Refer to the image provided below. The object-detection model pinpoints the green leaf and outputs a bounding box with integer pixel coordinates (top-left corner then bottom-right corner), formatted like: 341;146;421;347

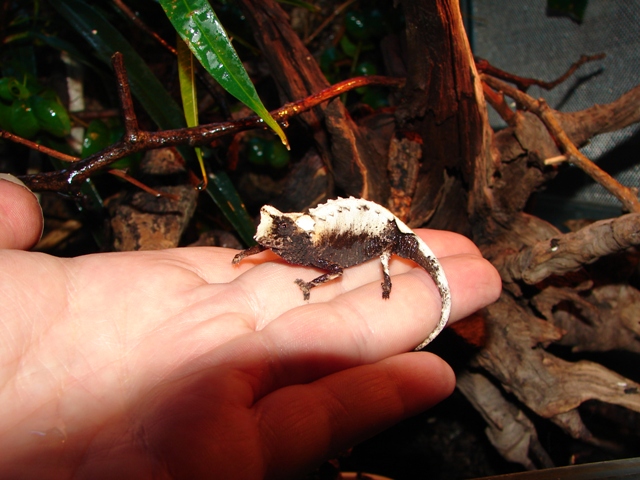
81;119;111;158
159;0;288;148
204;172;257;246
49;0;187;132
33;32;100;72
31;95;71;137
177;37;198;130
0;77;26;101
10;99;39;138
48;0;257;245
176;41;255;244
177;36;207;183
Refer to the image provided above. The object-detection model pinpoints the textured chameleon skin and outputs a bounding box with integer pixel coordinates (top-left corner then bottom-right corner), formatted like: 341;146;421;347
232;197;451;350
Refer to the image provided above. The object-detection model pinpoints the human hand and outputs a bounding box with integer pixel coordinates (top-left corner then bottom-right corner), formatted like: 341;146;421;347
0;174;43;250
0;179;501;479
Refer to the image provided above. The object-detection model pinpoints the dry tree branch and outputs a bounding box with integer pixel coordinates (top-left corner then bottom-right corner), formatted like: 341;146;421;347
0;130;80;163
477;294;640;439
112;0;177;55
476;53;606;91
457;370;554;470
303;0;357;45
15;52;404;194
0;129;169;195
114;53;140;139
1;84;171;198
482;74;640;213
107;169;178;199
481;81;516;127
112;0;231;114
499;213;640;285
558;83;640;141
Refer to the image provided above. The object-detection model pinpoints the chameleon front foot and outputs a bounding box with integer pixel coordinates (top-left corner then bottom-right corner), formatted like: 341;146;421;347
294;267;343;301
232;244;266;265
294;279;312;301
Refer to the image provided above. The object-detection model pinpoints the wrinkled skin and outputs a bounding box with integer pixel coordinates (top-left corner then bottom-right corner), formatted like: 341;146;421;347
0;177;501;479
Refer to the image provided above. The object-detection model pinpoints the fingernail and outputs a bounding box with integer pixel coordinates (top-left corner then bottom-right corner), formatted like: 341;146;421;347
0;173;40;205
0;173;27;188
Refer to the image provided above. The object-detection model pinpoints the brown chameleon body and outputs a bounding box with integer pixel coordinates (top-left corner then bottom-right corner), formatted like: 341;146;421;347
232;197;451;349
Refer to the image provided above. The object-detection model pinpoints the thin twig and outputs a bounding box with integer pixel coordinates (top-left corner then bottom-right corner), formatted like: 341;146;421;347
112;0;231;117
481;81;516;126
113;53;140;139
108;169;179;199
17;52;404;193
476;53;606;91
0;130;80;162
1;123;175;196
303;0;358;45
544;155;567;166
482;74;640;213
71;109;120;121
112;0;176;55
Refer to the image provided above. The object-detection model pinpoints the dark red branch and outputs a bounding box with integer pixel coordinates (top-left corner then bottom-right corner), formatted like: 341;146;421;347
17;52;404;193
481;81;516;126
483;74;640;213
113;53;140;139
476;53;606;91
0;130;80;163
112;0;177;55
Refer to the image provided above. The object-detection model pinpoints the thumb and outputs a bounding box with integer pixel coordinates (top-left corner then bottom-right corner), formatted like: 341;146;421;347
0;174;43;250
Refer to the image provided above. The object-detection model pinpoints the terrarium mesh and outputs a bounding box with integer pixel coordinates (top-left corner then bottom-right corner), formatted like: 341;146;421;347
469;0;640;216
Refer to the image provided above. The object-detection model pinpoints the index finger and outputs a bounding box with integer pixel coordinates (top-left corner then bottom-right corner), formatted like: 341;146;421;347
171;228;482;286
228;251;500;393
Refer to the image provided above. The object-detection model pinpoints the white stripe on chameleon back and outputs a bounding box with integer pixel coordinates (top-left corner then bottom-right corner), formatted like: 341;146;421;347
307;197;397;239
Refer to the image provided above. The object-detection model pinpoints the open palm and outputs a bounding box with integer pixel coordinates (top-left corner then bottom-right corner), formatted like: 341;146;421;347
0;178;501;478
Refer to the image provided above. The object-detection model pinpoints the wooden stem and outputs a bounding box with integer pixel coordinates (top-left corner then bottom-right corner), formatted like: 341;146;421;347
16;52;404;193
483;74;640;213
476;53;606;91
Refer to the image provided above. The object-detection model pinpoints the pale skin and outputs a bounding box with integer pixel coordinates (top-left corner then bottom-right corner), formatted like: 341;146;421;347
0;178;501;479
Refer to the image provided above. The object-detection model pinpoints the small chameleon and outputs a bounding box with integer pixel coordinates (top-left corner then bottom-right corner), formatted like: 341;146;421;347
232;197;451;350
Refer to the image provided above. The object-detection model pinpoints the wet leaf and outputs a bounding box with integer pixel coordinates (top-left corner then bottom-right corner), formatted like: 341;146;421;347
51;0;187;132
10;100;39;138
205;171;257;246
81;119;111;158
50;0;257;244
177;37;207;186
31;95;71;137
0;77;26;101
159;0;288;148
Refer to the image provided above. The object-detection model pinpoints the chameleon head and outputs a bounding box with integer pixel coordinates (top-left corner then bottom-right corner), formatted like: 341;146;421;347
255;205;313;248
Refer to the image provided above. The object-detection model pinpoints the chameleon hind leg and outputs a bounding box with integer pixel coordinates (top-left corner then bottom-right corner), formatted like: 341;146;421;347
380;250;392;299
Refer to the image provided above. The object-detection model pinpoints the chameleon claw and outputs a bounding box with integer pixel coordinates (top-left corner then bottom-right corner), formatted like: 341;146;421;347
295;279;312;300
